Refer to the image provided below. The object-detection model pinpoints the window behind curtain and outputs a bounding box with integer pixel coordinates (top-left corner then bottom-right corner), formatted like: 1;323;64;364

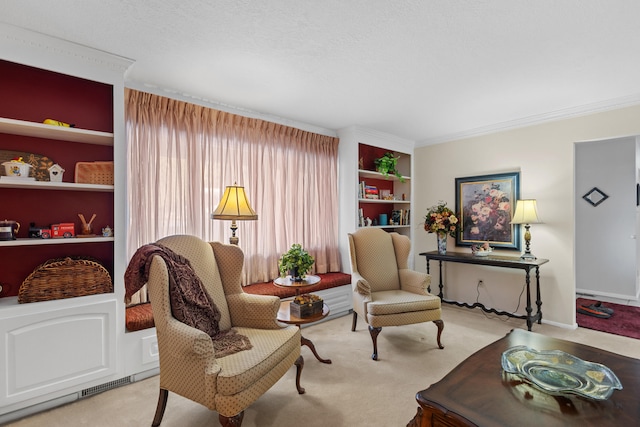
125;89;341;298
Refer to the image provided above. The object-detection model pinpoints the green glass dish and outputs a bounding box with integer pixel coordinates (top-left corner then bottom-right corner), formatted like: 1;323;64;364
501;345;622;400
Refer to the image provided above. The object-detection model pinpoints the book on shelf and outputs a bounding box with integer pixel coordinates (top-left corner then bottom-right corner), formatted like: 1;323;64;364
391;209;410;225
364;185;379;199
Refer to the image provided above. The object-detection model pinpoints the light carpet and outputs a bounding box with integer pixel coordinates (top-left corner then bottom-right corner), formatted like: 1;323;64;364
4;305;640;427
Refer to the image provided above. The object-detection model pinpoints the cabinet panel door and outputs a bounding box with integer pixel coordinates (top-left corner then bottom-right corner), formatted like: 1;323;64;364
0;298;117;408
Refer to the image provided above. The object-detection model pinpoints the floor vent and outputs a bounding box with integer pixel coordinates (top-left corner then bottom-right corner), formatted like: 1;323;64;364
81;376;133;398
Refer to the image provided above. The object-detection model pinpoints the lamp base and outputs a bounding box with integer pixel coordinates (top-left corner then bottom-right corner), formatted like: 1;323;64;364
520;251;537;260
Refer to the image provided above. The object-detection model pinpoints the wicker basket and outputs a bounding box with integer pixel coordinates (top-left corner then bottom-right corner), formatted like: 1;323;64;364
18;257;113;303
74;161;114;185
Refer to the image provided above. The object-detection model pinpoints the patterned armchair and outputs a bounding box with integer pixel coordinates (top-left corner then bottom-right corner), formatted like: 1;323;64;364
348;228;444;360
145;235;304;427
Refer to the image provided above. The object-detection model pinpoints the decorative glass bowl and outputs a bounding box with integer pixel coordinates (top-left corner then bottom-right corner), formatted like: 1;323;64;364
501;345;622;400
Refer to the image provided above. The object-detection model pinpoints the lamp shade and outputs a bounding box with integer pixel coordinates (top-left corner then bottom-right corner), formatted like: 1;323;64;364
510;199;541;225
211;184;258;221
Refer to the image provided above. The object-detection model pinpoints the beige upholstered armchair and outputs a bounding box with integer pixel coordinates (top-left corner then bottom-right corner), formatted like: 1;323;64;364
348;228;444;360
141;235;304;427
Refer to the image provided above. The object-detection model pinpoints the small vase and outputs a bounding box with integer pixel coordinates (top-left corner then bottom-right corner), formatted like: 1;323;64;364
437;233;447;255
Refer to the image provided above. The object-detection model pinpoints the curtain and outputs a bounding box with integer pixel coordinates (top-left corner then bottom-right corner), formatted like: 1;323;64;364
125;89;341;302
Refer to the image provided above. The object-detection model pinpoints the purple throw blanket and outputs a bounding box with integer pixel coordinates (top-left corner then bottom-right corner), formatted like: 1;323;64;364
125;243;252;357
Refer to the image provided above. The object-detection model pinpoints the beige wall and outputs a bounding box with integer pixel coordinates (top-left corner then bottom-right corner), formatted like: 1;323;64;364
413;104;640;328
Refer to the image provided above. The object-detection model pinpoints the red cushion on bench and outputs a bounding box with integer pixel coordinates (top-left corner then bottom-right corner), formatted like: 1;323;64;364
244;272;351;299
126;303;155;331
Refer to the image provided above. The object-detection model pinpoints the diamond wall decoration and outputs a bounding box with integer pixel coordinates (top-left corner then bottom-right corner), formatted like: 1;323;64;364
582;187;609;207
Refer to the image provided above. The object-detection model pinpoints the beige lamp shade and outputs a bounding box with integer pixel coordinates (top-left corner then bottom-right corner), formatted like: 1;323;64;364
211;184;257;245
212;184;258;221
510;199;541;225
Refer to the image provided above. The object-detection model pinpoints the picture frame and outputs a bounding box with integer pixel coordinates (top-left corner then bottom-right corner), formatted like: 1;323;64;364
455;171;521;250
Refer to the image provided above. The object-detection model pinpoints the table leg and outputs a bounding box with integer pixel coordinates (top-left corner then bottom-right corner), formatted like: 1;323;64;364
300;329;332;364
426;259;431;293
525;269;533;331
535;266;542;324
438;260;444;299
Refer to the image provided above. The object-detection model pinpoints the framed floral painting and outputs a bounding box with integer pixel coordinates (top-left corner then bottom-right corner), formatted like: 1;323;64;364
455;172;521;250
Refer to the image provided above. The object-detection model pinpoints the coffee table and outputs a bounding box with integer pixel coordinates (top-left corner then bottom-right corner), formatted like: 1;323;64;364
407;328;640;427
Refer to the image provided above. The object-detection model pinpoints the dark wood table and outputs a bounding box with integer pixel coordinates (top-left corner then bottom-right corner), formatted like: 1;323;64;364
277;300;332;364
420;251;549;331
407;329;640;427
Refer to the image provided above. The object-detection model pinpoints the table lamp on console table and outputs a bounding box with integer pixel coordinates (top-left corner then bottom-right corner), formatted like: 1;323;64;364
510;199;542;260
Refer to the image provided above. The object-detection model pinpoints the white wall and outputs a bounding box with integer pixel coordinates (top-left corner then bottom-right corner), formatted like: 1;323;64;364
414;104;640;328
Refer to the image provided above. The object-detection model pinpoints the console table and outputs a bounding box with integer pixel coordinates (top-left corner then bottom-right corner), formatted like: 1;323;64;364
419;251;549;331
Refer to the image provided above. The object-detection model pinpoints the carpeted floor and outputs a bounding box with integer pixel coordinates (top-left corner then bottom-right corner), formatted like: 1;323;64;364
4;305;640;427
576;298;640;340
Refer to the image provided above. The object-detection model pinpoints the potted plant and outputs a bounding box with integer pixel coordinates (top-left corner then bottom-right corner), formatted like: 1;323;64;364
278;243;315;281
374;152;405;182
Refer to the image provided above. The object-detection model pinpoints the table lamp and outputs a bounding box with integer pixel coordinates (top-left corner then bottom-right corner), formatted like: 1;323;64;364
211;183;258;245
510;199;542;260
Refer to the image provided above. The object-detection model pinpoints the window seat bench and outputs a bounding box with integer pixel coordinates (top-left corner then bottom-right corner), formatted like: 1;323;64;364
125;272;352;332
243;272;351;298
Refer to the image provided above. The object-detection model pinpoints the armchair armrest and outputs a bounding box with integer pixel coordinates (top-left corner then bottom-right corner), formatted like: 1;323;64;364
399;269;431;296
164;316;216;358
351;271;372;298
226;293;282;329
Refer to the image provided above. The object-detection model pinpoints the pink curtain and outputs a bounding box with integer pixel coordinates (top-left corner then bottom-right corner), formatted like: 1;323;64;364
125;89;341;297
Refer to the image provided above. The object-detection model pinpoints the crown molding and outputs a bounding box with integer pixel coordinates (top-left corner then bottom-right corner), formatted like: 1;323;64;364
0;23;133;82
337;126;415;152
417;93;640;147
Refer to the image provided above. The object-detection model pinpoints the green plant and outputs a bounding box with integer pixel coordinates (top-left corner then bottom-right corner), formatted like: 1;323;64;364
278;243;315;279
374;152;405;182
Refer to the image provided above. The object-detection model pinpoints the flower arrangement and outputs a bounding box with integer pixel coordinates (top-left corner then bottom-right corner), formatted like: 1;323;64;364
278;243;315;280
424;201;459;238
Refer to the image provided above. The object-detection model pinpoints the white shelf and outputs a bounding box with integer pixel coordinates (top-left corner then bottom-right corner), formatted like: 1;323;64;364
0;236;115;247
0;179;113;192
358;169;410;181
358;198;411;204
358;225;411;229
0;117;113;146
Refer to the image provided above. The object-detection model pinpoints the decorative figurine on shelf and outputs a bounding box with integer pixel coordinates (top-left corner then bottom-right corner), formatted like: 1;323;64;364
43;118;75;128
101;225;113;237
48;164;65;182
78;213;96;236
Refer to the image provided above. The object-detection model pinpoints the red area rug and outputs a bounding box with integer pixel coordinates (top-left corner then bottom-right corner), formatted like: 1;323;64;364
576;298;640;340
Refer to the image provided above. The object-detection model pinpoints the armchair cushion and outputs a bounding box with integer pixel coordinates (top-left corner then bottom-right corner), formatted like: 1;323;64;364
367;290;441;315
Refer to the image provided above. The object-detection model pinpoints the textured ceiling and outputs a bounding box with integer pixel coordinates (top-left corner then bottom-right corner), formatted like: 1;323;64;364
3;1;640;144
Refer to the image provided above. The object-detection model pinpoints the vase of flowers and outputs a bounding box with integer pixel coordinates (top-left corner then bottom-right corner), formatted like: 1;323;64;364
278;243;315;282
425;201;459;254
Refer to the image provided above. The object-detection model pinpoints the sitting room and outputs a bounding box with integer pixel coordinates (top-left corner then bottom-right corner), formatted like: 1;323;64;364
2;2;640;426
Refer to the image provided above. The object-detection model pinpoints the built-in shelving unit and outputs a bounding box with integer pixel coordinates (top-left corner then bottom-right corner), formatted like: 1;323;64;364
337;127;416;272
357;143;412;235
0;24;141;423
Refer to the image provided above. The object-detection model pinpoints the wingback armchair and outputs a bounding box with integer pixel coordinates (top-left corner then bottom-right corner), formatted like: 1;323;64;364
348;228;444;360
143;235;304;427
